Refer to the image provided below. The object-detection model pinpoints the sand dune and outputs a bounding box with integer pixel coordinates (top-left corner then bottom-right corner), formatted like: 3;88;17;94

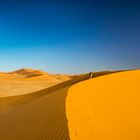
0;70;127;139
0;68;123;97
66;70;140;140
0;71;120;114
9;68;47;77
0;86;70;139
0;74;88;114
0;72;90;139
0;68;71;97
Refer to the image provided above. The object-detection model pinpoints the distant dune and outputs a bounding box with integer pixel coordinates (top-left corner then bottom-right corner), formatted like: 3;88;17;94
66;70;140;140
8;68;47;77
0;68;71;97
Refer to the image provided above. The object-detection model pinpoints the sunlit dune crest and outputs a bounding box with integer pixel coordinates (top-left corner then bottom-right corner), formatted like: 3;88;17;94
66;70;140;140
8;68;47;77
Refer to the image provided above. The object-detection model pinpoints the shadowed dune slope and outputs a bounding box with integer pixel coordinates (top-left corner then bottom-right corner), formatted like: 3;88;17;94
66;70;140;140
0;86;70;140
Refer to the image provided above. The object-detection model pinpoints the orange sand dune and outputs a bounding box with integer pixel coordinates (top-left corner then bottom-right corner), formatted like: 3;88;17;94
66;70;140;140
0;70;120;139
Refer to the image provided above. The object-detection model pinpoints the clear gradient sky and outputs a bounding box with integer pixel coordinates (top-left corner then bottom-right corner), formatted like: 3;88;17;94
0;0;140;74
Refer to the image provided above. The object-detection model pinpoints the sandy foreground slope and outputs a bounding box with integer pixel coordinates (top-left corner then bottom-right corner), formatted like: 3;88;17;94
66;70;140;140
0;87;70;140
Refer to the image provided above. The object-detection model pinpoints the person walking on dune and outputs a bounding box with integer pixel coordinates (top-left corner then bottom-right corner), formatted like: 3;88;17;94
89;72;93;79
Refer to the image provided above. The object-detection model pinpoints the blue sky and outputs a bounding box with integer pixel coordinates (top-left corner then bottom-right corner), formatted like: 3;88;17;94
0;0;140;74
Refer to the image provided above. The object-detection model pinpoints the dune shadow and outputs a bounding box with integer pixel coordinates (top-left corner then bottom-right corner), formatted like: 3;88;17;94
0;83;70;139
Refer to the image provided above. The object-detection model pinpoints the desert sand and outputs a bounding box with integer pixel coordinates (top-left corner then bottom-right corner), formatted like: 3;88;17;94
0;69;131;139
0;68;71;97
0;69;120;139
66;70;140;140
0;85;70;139
0;73;90;139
